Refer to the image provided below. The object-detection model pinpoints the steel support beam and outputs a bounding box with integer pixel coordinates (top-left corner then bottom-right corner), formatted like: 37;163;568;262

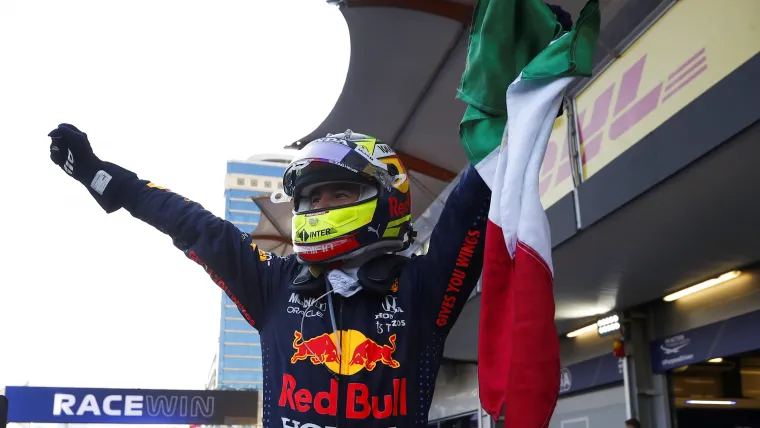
396;150;458;182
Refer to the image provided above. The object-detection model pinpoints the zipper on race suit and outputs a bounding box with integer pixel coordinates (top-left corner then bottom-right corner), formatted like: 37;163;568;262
336;295;345;428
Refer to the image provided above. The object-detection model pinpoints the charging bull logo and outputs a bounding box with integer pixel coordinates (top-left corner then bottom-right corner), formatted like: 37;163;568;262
291;330;400;375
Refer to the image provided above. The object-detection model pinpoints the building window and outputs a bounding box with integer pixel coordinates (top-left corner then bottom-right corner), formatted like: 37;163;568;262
237;178;245;186
264;181;272;188
250;179;258;187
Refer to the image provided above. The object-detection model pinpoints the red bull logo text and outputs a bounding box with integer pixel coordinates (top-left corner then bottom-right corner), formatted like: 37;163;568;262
290;330;400;375
278;374;408;419
388;196;411;218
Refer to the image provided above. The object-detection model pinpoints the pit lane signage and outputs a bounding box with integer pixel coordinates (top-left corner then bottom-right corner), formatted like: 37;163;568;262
559;353;623;395
4;386;259;424
650;309;760;373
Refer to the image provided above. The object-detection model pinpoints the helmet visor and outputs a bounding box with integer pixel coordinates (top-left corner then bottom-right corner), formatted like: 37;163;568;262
283;139;393;197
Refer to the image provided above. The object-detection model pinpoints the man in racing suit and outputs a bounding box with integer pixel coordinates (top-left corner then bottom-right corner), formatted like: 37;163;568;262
49;123;490;428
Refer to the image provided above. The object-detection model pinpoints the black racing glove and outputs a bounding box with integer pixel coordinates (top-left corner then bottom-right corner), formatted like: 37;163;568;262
547;4;573;32
49;123;138;213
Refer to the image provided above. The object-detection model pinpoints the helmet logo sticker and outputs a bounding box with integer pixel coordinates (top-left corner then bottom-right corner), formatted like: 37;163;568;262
368;224;381;238
354;139;376;156
375;144;394;157
354;144;374;160
316;137;348;145
308;217;319;226
353;144;388;171
389;197;411;218
298;228;337;242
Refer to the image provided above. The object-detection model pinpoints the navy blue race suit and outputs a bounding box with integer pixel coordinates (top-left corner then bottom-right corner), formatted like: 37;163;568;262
92;163;489;428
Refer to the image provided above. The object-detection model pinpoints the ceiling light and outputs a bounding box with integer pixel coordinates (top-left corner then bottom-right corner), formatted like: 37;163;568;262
708;358;723;363
596;314;621;337
664;271;742;302
566;323;596;338
685;400;736;405
598;322;621;336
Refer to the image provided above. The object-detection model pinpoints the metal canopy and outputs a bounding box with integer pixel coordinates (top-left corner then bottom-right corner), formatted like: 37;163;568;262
289;0;672;220
250;195;294;257
444;122;760;361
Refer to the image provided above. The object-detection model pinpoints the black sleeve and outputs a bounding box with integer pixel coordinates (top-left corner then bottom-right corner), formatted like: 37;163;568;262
115;176;294;331
413;165;491;332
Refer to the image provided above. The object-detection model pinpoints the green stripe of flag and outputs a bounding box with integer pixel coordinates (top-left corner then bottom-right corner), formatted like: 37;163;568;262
457;0;602;167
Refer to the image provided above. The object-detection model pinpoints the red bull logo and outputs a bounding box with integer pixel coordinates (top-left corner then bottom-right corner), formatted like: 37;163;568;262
348;334;400;371
290;329;400;375
278;374;408;419
291;332;341;365
284;329;405;419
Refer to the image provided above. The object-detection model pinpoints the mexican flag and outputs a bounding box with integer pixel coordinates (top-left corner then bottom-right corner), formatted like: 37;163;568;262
457;0;600;426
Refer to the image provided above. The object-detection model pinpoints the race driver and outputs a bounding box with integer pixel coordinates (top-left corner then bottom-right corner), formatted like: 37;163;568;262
48;123;490;428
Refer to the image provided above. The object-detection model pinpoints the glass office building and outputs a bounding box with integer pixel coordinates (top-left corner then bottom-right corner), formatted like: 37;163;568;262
210;153;291;391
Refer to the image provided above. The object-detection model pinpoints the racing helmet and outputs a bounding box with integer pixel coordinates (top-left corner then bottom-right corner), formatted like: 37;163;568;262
282;130;414;265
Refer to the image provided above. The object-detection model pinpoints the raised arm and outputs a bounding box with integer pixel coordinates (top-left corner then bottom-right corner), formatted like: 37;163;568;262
414;165;491;331
48;123;292;331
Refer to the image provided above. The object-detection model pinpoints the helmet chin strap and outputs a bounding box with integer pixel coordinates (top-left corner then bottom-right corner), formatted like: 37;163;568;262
337;248;388;268
305;247;387;272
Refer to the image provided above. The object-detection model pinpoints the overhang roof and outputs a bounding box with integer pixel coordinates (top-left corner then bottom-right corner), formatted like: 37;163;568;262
250;195;294;257
289;0;672;220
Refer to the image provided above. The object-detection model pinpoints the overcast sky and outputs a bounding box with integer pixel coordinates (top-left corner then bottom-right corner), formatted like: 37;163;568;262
0;0;349;406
